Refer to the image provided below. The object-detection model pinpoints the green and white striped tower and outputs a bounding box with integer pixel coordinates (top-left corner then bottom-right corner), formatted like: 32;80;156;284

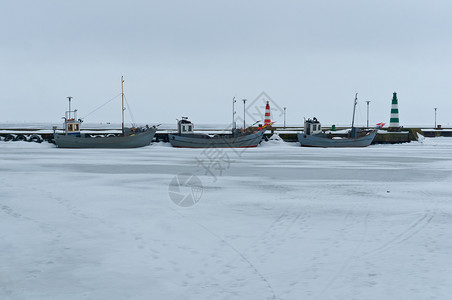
389;92;400;128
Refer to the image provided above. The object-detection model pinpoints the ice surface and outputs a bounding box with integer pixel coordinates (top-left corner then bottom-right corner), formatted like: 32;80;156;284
1;138;451;299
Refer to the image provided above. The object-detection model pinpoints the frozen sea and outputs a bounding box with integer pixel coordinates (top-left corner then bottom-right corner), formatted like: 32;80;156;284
1;137;451;300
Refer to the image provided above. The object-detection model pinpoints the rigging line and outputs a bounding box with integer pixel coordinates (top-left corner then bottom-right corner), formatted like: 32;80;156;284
123;94;137;126
356;102;365;126
81;93;122;119
358;102;368;127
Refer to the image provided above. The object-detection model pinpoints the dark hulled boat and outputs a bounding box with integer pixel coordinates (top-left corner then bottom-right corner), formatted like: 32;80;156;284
297;94;376;148
169;117;266;148
54;76;157;148
297;118;376;147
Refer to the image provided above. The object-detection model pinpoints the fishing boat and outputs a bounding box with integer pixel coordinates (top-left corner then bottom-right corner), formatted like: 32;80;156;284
168;97;268;148
297;94;377;147
54;76;157;148
168;117;266;148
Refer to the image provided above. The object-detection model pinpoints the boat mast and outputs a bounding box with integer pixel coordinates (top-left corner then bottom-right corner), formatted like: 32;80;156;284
350;93;358;138
121;76;125;135
351;93;358;130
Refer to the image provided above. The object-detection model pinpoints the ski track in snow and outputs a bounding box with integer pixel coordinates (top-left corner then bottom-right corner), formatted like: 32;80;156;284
1;138;452;299
169;209;278;300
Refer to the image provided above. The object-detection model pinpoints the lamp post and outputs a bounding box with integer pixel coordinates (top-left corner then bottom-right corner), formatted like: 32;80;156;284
366;101;370;128
434;107;437;128
242;99;247;128
283;107;287;128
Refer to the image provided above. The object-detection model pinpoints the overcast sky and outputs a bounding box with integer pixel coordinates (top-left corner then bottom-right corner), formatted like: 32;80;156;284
1;0;451;127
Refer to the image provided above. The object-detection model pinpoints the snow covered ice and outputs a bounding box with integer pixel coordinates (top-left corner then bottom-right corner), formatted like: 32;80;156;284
1;138;451;299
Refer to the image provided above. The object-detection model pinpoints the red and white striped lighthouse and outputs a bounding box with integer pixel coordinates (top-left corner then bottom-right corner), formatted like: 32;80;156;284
264;101;271;126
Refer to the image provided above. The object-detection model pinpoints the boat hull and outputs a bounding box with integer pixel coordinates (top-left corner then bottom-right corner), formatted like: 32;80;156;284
169;130;265;148
297;131;377;148
54;128;157;148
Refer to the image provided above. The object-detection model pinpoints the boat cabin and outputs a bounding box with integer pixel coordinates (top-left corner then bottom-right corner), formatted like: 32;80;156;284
64;118;81;135
304;118;322;135
63;111;82;135
178;117;194;135
62;97;82;135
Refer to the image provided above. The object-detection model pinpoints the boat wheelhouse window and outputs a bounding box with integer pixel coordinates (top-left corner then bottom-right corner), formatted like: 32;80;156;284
74;124;79;131
67;124;73;131
181;124;192;132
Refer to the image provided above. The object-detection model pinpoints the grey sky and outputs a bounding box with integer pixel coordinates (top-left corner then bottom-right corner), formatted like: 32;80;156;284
1;0;451;127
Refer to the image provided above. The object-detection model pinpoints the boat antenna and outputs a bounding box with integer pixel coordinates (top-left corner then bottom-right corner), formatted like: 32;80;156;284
67;96;72;119
351;92;358;130
121;76;125;135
